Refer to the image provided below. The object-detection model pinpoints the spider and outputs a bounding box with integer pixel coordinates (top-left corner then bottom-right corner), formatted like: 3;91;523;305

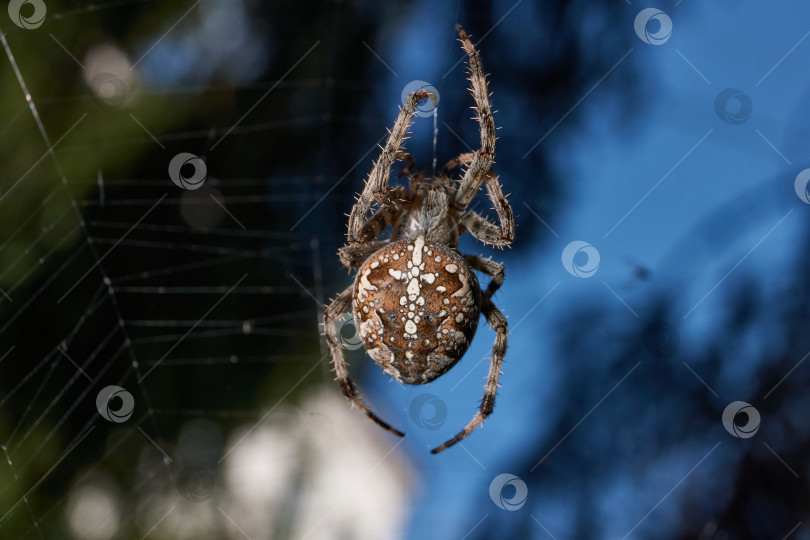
323;25;514;454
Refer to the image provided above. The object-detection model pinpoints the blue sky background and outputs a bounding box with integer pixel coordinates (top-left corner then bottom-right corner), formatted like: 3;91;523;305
356;1;810;537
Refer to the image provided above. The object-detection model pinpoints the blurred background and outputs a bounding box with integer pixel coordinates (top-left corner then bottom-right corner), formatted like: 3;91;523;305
1;0;809;538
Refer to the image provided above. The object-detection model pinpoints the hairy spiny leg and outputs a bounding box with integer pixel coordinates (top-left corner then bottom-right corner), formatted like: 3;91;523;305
352;236;481;384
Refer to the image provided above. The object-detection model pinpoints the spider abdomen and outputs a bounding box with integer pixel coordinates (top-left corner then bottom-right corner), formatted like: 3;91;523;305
352;236;481;385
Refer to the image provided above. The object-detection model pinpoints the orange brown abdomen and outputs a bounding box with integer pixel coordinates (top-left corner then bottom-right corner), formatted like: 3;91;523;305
352;236;481;384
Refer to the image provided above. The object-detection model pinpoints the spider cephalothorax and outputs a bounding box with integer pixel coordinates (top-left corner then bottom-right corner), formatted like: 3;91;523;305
323;25;514;453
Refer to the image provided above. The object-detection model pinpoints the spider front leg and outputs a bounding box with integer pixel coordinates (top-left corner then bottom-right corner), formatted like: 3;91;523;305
347;91;429;243
323;285;405;437
441;152;475;177
460;170;514;247
453;25;496;211
431;297;507;454
395;151;416;178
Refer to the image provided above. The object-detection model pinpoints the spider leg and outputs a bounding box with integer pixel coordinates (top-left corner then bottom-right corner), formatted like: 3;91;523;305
324;284;405;438
348;91;429;243
339;186;408;269
464;254;504;300
441;151;475;177
396;151;416;178
461;212;508;248
459;169;514;247
358;185;407;237
338;240;389;269
356;206;397;242
453;25;496;211
431;296;507;454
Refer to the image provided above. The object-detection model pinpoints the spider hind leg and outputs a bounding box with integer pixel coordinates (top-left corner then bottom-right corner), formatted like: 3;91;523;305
323;284;405;438
431;296;507;454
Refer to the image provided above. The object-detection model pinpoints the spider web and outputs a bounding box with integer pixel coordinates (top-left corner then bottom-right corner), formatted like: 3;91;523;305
0;3;339;537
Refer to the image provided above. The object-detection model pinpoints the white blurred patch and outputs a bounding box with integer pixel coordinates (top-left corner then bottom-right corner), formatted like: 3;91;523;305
221;387;415;540
65;473;122;540
123;387;414;538
83;43;141;108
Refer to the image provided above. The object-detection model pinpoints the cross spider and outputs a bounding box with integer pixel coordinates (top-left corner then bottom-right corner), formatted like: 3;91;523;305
323;25;514;454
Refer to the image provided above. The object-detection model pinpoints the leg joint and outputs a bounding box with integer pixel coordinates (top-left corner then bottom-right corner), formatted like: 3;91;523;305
480;394;495;415
340;379;358;398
